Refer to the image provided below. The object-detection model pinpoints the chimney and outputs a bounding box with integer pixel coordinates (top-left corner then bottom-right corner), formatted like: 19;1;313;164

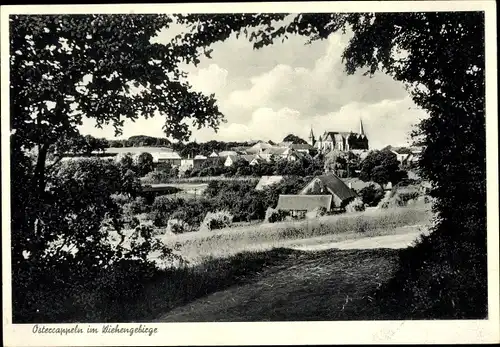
188;154;190;159
348;182;353;189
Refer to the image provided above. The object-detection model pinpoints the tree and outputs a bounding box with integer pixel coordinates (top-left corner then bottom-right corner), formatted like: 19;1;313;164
175;12;486;317
128;135;171;147
10;15;223;321
358;184;385;207
136;152;154;176
283;134;308;144
359;149;406;186
121;169;142;198
117;153;136;174
324;149;354;176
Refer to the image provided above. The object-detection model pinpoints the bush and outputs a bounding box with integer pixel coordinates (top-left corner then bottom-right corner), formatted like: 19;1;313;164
200;210;234;231
166;219;189;234
345;197;365;213
359;184;385;207
398;191;420;205
128;196;149;214
264;207;288;223
380;188;422;209
149;195;182;227
111;193;132;206
142;170;172;184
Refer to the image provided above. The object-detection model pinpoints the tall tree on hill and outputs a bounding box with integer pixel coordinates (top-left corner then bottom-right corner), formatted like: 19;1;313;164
283;134;308;144
175;11;486;317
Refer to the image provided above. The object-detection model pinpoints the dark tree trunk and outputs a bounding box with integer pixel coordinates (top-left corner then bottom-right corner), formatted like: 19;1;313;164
34;143;49;197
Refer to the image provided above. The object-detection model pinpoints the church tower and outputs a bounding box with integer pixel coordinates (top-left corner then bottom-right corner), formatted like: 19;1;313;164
358;117;369;150
309;126;316;146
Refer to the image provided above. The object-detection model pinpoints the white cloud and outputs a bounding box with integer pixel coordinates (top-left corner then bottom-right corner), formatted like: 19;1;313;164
187;63;229;96
224;33;409;119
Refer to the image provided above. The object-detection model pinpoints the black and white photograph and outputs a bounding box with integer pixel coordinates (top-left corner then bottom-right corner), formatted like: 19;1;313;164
2;1;499;346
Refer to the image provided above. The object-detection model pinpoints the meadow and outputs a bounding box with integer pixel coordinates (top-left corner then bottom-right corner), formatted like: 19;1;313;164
155;205;433;265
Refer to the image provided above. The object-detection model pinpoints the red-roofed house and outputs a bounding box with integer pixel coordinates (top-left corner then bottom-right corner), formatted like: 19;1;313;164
299;173;357;208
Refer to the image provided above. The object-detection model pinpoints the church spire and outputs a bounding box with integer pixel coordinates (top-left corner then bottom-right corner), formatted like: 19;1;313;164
309;126;316;146
359;117;365;135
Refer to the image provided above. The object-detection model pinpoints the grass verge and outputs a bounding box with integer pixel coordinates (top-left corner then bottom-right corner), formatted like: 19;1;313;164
158;206;433;263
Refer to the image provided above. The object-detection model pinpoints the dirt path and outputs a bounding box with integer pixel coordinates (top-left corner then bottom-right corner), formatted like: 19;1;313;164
291;229;427;251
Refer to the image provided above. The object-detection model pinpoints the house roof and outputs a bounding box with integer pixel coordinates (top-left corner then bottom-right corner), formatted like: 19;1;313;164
251;157;264;163
255;175;284;190
219;150;238;157
261;147;288;155
323;131;366;142
342;177;382;192
390;146;413;155
231;146;250;153
289;143;314;150
193;154;207;160
300;173;357;201
248;142;274;152
276;195;333;212
241;154;258;162
152;151;181;162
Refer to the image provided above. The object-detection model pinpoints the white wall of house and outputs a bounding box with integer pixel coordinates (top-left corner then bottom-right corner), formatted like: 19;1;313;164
224;157;234;167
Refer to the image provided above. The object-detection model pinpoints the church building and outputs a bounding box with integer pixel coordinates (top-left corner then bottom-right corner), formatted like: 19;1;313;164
309;118;369;152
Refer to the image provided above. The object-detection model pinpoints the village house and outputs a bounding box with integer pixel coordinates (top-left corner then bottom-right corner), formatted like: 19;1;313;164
241;154;264;166
260;146;304;162
206;155;226;167
153;151;182;166
299;173;357;208
389;146;422;168
276;195;333;218
288;143;315;154
180;155;194;169
224;154;240;167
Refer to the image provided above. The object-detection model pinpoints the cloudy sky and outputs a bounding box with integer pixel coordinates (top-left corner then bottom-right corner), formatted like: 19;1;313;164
79;22;428;149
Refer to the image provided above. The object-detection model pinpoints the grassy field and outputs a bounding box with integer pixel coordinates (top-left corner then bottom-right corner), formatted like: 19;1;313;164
154;248;403;322
157;206;433;264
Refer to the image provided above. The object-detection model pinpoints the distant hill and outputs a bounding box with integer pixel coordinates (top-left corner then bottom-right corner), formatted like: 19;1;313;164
108;135;171;148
